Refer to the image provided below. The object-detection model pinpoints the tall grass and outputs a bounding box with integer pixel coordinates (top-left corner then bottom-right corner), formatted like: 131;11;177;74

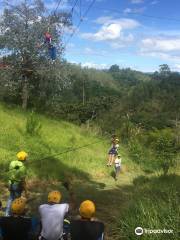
118;175;180;240
0;103;109;181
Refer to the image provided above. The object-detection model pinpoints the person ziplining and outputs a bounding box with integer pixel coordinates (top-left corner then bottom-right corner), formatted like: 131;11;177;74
44;32;52;44
37;30;57;61
44;31;57;61
107;135;119;167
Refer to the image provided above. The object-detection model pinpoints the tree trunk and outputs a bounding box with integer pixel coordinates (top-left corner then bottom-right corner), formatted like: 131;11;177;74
22;75;28;110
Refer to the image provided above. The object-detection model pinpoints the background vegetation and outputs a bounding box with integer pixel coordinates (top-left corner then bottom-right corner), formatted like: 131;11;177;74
0;1;179;239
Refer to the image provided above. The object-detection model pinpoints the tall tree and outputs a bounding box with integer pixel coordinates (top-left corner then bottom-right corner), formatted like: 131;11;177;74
159;64;171;77
0;0;71;109
109;64;120;72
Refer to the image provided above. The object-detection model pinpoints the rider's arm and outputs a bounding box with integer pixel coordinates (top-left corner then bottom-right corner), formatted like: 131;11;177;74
62;181;76;212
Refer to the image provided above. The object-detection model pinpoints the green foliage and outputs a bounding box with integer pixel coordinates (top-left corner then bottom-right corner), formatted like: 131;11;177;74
0;103;108;180
0;98;179;240
149;129;177;175
159;64;171;77
127;128;178;174
118;175;180;240
0;0;71;108
128;139;144;164
26;111;42;135
109;64;120;72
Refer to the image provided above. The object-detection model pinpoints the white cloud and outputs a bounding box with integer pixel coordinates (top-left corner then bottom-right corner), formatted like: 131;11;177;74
69;60;109;70
84;23;122;41
81;17;139;48
94;17;140;29
83;47;109;57
173;64;180;71
63;25;78;34
81;62;108;69
141;37;180;52
123;7;146;14
151;0;159;5
140;51;180;61
131;0;144;4
86;0;104;1
94;16;113;24
110;33;134;48
84;47;94;54
124;8;133;14
67;43;75;48
139;35;180;65
45;0;70;11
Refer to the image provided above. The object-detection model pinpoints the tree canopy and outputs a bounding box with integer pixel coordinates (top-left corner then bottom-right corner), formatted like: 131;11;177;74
0;0;71;108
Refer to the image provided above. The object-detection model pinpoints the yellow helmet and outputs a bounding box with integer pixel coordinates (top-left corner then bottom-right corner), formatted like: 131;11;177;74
17;151;28;161
11;197;26;215
79;200;96;219
48;191;62;203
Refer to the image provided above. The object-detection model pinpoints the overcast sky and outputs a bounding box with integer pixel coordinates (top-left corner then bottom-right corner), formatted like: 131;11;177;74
1;0;180;72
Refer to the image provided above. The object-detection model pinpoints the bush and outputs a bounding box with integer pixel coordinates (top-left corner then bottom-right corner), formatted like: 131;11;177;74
26;111;42;135
149;129;177;175
128;138;144;164
118;175;179;240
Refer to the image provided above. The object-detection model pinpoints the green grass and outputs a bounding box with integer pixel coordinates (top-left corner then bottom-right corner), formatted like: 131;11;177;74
0;103;109;179
118;174;180;240
0;103;179;240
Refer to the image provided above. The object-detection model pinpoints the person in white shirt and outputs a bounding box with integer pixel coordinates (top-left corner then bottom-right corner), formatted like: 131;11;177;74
39;190;69;240
114;155;122;181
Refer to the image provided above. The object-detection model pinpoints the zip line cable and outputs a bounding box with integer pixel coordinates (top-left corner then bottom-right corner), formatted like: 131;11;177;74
54;0;63;14
29;138;105;165
79;0;82;19
47;0;63;30
70;0;79;15
92;5;180;23
0;137;108;177
49;0;81;45
64;0;96;46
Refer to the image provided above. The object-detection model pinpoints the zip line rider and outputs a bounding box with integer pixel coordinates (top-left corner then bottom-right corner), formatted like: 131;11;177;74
37;31;56;61
44;31;56;61
5;151;28;216
111;134;117;145
44;32;52;44
107;138;119;166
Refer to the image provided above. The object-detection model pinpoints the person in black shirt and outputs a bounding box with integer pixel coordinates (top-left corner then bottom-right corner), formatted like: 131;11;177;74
0;197;38;240
70;200;104;240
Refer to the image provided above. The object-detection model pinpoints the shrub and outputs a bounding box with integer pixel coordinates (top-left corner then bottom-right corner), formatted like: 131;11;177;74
149;129;177;175
118;175;179;240
26;111;42;135
128;138;143;164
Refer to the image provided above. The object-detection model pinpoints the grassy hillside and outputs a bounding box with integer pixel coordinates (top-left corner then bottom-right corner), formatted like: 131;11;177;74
0;103;137;237
0;103;179;240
